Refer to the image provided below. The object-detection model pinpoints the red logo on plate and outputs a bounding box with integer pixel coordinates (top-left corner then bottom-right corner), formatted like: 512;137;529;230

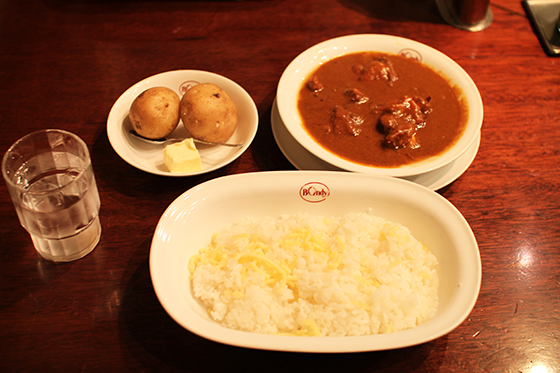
179;81;199;95
398;49;422;62
300;182;330;203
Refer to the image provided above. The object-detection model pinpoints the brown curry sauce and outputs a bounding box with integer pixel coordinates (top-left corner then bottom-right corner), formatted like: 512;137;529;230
297;52;469;168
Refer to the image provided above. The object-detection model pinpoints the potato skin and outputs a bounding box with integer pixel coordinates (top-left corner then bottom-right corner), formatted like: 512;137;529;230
129;87;180;139
180;83;238;143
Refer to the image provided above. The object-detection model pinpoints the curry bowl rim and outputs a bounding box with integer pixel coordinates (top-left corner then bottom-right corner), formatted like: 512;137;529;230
276;34;484;177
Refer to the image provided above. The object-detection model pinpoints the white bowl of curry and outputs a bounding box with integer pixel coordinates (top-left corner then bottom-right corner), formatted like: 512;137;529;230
277;34;483;177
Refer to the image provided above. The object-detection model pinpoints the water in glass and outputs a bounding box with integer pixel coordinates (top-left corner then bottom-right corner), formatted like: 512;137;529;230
13;153;101;262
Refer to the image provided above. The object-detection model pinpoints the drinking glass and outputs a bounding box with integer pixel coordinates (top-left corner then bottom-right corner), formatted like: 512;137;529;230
454;0;491;25
2;129;101;262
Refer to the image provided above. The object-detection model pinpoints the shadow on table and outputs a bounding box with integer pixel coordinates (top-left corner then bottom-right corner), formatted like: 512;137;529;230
250;90;298;172
0;230;75;310
118;243;447;373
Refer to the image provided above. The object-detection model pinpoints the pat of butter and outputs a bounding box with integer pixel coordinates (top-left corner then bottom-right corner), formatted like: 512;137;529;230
163;138;202;173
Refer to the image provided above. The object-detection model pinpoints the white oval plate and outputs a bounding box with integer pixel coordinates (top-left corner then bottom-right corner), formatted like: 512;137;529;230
150;171;481;353
107;70;259;176
270;99;480;190
277;34;484;177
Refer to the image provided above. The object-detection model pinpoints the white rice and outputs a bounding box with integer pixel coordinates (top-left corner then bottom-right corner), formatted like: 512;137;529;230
189;211;438;337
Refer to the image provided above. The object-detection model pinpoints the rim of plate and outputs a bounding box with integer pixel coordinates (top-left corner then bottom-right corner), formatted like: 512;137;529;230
107;70;258;177
276;34;483;177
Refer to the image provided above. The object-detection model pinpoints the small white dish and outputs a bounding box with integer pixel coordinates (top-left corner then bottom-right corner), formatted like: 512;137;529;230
276;34;484;177
271;99;480;190
107;70;259;176
150;171;481;353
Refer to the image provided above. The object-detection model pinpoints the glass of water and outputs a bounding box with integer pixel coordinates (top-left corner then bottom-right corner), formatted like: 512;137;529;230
2;129;101;262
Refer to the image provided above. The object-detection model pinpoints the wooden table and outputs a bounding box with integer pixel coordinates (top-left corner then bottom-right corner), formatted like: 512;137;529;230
1;0;559;371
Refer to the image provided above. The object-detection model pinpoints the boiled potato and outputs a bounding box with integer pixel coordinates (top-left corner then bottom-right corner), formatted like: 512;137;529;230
180;83;238;143
129;87;180;139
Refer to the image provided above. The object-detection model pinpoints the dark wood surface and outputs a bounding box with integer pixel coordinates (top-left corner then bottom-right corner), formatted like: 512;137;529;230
1;0;559;372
